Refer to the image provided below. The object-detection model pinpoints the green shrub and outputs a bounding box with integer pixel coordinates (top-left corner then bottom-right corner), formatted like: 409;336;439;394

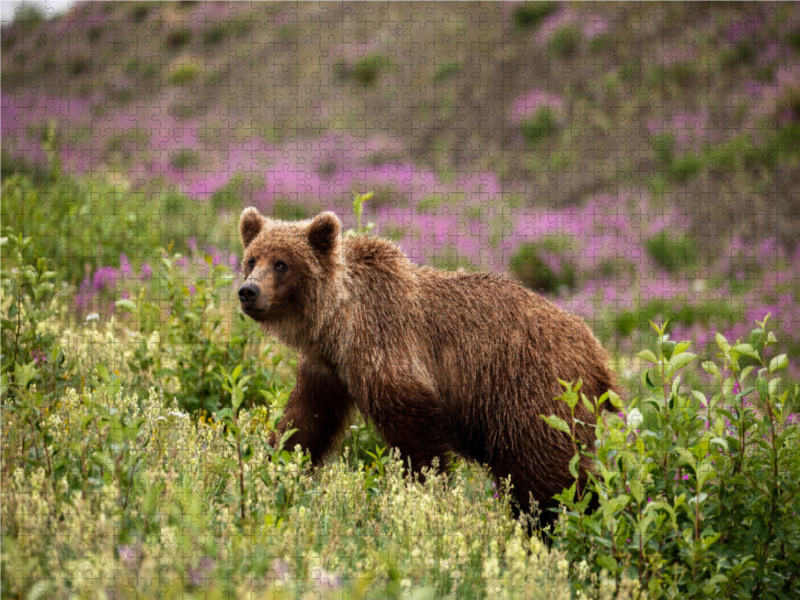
545;318;800;598
351;52;391;86
549;26;579;58
512;2;560;30
0;233;67;400
434;59;461;81
520;108;559;145
646;230;698;273
510;243;574;293
169;147;200;169
168;64;200;85
165;27;192;50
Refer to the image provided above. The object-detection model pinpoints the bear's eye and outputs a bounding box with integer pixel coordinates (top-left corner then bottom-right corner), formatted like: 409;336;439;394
247;258;256;271
274;260;288;273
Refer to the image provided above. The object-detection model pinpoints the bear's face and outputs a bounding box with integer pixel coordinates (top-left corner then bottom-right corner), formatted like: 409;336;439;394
237;208;341;327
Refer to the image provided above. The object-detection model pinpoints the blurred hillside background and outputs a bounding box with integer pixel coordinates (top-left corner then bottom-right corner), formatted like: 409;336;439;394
3;1;800;380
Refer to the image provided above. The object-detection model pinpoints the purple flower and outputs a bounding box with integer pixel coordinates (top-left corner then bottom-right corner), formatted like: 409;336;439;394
92;266;118;291
120;253;132;278
186;556;215;587
140;263;153;281
31;349;47;365
118;545;140;567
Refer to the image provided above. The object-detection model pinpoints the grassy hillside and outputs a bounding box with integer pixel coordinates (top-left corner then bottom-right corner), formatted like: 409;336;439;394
3;2;800;247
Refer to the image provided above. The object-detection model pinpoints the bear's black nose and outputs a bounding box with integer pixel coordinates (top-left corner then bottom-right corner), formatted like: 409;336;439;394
238;284;260;304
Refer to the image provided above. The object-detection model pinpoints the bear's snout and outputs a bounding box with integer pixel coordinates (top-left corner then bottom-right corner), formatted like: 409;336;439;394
238;283;260;304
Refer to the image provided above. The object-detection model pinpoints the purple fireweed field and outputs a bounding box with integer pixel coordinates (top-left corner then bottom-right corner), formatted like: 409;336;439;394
3;2;800;386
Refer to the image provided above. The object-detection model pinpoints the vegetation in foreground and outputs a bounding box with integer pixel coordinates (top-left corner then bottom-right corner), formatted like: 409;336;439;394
2;222;799;598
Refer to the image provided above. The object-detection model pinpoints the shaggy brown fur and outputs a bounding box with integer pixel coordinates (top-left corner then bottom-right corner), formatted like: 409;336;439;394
238;208;622;525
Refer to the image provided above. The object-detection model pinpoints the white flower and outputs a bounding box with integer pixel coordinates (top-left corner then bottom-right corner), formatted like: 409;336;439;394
85;313;100;322
627;408;644;428
168;411;186;418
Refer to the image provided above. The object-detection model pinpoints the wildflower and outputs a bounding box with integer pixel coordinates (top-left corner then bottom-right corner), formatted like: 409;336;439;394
313;568;342;590
118;544;140;567
85;313;100;322
187;556;215;586
140;263;153;281
272;558;291;580
120;253;132;278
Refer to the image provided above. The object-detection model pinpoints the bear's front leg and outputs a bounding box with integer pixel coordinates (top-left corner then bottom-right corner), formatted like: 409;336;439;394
269;359;354;466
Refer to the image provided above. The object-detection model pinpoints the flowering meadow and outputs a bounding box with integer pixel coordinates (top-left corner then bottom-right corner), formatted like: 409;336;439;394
3;1;800;598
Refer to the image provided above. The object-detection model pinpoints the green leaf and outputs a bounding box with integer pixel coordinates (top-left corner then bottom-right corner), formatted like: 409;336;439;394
14;362;38;389
232;386;244;411
769;354;788;373
715;332;730;351
581;393;595;415
645;501;676;523
675;448;696;469
756;377;769;399
540;414;571;435
96;363;110;382
637;512;657;543
232;364;244;381
596;555;618;573
669;352;697;370
568;453;580;479
629;479;645;503
115;299;137;311
697;462;716;490
692;390;707;407
607;390;624;409
602;494;630;517
638;349;658;364
674;341;691;355
732;343;760;360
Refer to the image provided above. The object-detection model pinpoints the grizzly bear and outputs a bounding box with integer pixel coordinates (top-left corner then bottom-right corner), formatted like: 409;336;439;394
237;208;621;529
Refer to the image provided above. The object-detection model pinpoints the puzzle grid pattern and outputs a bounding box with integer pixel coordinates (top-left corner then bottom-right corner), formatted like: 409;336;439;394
2;1;800;597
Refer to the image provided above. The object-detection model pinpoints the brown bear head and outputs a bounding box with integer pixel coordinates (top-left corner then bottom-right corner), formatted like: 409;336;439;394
237;207;342;332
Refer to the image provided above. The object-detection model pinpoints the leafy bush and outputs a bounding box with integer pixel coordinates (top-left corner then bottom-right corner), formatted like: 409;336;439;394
512;2;560;31
545;318;800;598
548;26;579;58
520;108;559;145
351;52;392;86
434;59;461;81
168;63;200;85
0;339;642;598
646;230;698;274
0;169;230;287
510;242;574;293
0;232;67;400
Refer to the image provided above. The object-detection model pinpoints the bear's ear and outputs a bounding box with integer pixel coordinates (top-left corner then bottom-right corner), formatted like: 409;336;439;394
239;207;264;248
307;212;341;256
